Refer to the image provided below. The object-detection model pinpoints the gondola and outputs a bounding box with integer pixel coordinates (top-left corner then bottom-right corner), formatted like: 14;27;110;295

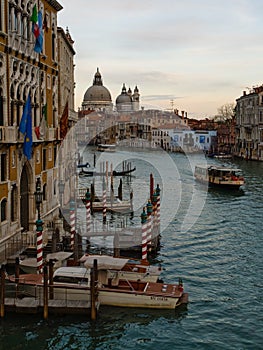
78;167;136;177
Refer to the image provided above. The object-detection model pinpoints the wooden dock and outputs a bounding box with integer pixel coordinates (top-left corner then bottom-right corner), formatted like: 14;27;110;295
4;297;98;315
91;200;131;213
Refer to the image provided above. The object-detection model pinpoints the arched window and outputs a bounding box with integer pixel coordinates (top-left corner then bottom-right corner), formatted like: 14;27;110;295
43;183;47;201
52;25;56;61
1;198;7;222
0;1;3;31
11;185;17;221
53;179;57;195
0;89;3;126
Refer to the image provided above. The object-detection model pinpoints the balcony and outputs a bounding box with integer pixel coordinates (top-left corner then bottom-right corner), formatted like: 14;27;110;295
47;127;56;141
0;126;18;143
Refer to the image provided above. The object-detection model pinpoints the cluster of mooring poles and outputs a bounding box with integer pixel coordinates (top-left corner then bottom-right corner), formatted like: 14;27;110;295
0;170;161;321
76;172;161;261
140;174;161;261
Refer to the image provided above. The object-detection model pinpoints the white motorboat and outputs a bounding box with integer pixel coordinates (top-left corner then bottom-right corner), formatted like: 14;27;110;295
8;266;188;310
97;143;116;152
19;252;73;274
80;254;162;283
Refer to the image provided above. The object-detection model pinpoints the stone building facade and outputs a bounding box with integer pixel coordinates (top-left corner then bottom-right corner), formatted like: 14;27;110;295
235;87;263;160
0;0;76;263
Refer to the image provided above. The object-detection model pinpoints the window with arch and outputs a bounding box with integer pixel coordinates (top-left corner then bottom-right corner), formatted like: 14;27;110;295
0;1;2;32
1;153;7;181
11;149;16;168
1;198;7;222
48;146;52;161
8;4;12;31
20;15;25;38
53;179;57;195
52;32;56;61
11;185;17;221
43;183;47;201
0;89;3;126
36;149;40;164
14;7;18;32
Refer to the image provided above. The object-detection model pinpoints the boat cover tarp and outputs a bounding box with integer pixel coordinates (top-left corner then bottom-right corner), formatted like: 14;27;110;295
81;254;129;270
46;252;73;261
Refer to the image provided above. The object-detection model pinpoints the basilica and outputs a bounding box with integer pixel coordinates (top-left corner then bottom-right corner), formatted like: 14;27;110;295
81;68;140;113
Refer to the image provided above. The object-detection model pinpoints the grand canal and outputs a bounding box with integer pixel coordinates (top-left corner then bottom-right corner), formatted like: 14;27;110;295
1;148;263;350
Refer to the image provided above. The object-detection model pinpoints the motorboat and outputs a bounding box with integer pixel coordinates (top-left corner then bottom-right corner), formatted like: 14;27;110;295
7;265;188;310
97;144;116;152
79;254;162;283
194;165;245;189
19;252;73;274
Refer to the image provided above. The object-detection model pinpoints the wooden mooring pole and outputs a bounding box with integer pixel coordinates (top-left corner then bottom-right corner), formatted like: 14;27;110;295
150;173;154;201
15;257;20;284
0;265;5;318
90;258;98;320
48;260;54;300
113;232;120;258
43;265;48;320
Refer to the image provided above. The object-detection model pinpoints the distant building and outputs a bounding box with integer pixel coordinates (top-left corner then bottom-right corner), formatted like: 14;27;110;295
170;130;217;152
115;84;140;112
235;87;263;160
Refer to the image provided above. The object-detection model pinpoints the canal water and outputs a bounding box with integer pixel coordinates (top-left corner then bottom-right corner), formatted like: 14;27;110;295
1;148;263;350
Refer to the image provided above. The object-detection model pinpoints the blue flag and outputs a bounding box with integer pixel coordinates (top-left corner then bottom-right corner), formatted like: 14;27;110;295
19;95;33;160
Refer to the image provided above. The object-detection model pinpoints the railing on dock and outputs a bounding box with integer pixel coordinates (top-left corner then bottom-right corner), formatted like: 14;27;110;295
0;230;25;265
3;281;96;314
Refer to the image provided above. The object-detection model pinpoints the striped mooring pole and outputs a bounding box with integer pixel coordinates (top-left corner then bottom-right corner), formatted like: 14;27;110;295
146;199;153;250
70;199;76;250
141;207;148;260
35;178;43;274
152;190;158;236
156;184;161;230
85;188;91;235
36;217;43;273
103;177;107;224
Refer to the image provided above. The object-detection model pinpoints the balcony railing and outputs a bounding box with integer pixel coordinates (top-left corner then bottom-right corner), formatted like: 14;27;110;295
48;127;56;141
0;126;18;143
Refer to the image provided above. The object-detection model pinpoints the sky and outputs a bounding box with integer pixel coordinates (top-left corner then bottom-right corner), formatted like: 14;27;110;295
57;0;263;119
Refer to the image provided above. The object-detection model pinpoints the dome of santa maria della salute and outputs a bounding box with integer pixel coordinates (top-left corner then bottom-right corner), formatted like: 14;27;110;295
81;68;140;113
82;68;113;112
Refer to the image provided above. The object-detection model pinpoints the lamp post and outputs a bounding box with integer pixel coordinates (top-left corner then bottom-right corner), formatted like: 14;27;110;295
34;178;43;273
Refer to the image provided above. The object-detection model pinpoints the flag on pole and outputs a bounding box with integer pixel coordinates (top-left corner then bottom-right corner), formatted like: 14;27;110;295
19;95;33;160
60;101;69;140
34;11;43;53
35;103;47;140
30;5;43;53
31;4;39;38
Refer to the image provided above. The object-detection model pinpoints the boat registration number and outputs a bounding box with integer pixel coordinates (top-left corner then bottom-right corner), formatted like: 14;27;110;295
150;296;168;301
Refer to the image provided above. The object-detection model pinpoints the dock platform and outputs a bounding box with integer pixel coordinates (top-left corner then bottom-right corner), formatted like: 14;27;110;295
4;297;98;314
